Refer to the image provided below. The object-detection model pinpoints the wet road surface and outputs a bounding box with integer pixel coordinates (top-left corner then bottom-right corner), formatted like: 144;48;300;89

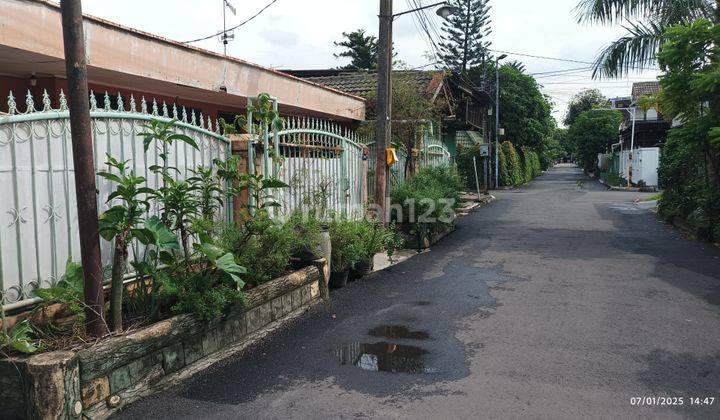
117;165;720;419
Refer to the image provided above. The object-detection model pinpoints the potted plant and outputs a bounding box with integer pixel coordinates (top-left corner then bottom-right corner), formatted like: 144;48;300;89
328;219;363;289
349;220;404;280
349;220;380;280
287;210;324;268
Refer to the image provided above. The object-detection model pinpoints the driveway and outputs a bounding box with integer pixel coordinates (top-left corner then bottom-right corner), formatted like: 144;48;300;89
117;165;720;419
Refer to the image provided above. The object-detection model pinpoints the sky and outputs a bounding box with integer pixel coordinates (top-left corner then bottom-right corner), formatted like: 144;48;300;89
81;0;660;125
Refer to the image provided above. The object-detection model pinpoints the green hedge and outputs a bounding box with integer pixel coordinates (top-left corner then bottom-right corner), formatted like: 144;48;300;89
502;141;524;186
521;147;541;183
456;144;487;190
458;141;543;189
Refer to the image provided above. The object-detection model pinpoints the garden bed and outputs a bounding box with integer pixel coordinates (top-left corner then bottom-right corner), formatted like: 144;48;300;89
0;263;325;420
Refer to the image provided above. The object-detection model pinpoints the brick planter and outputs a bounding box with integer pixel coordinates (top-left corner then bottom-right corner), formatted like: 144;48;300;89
0;262;327;419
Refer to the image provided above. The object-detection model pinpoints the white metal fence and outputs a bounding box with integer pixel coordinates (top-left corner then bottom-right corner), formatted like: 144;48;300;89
0;90;230;310
274;118;368;220
366;123;452;198
0;91;453;311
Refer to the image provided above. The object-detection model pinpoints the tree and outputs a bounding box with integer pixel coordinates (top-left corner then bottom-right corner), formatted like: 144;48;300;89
472;64;555;156
656;19;720;239
567;110;622;172
543;128;571;164
362;74;445;176
563;89;608;127
437;0;493;74
334;29;378;70
575;0;719;78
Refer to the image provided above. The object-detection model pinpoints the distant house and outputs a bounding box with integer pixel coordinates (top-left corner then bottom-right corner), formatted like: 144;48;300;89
603;81;670;188
615;81;671;148
283;69;493;157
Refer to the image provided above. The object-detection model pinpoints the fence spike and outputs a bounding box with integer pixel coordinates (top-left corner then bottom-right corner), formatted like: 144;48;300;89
116;92;125;112
25;90;36;113
103;91;111;111
58;90;68;111
181;106;188;123
162;101;169;118
191;110;197;125
151;99;159;116
172;103;178;119
89;90;97;111
7;91;17;115
129;94;136;112
140;96;148;114
41;89;52;111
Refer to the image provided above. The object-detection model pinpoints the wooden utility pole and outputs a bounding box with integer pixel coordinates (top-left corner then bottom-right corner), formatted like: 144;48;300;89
60;0;108;338
375;0;393;223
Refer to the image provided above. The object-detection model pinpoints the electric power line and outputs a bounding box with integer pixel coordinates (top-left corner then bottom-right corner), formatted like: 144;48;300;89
183;0;279;44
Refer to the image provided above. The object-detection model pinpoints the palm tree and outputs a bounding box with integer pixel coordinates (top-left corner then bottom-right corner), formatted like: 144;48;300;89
575;0;719;78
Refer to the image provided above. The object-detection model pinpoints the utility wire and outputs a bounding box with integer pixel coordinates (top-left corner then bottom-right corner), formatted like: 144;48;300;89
528;66;592;76
183;0;279;44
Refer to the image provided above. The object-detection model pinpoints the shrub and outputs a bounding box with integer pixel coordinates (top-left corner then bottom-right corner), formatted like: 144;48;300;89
285;210;323;259
502;141;523;186
521;147;541;182
456;144;487;190
329;219;365;272
390;166;462;241
217;214;296;287
354;219;401;262
159;243;246;322
498;144;510;187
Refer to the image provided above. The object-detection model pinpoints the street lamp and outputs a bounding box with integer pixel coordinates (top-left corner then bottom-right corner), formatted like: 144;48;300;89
375;1;454;223
436;5;455;18
494;53;507;189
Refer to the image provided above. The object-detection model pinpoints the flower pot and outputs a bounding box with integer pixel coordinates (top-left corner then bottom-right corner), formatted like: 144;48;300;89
349;259;374;281
291;226;331;268
329;270;350;289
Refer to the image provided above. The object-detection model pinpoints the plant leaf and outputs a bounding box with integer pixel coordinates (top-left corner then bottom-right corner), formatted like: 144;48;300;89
143;216;181;250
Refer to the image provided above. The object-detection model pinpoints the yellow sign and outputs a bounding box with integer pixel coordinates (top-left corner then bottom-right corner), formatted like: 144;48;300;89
386;148;398;166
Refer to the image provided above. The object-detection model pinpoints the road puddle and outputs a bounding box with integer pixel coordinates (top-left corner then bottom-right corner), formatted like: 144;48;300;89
336;342;431;373
369;325;430;340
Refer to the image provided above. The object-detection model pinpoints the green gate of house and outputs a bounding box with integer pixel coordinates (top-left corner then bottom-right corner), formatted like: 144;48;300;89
245;97;369;220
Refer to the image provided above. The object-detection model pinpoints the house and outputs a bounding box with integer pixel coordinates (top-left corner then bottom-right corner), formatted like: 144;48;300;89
602;81;669;188
618;81;671;148
0;0;365;123
283;69;493;157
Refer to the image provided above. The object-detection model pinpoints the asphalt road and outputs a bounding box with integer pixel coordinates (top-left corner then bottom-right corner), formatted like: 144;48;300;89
117;165;720;419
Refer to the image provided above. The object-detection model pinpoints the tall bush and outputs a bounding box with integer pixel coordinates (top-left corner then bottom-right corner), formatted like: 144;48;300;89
456;144;486;190
391;166;462;241
498;143;510;187
521;147;541;182
502;141;523;186
656;19;720;240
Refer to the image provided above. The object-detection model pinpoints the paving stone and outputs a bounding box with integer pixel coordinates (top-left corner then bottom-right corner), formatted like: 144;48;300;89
81;376;110;409
162;343;185;374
